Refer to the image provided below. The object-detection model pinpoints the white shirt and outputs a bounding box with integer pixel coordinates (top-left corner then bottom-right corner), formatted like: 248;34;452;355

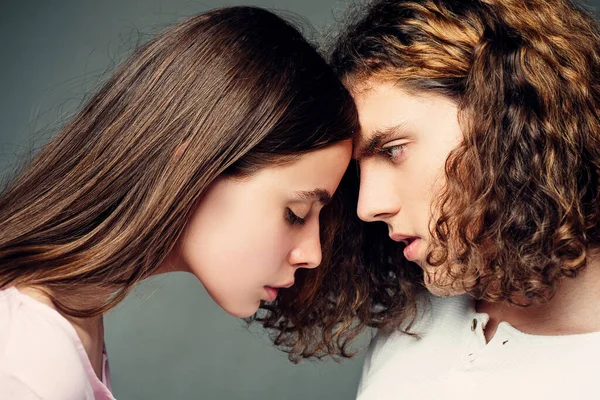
357;293;600;399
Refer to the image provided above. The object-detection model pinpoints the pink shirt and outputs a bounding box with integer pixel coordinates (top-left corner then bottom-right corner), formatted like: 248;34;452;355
0;287;115;399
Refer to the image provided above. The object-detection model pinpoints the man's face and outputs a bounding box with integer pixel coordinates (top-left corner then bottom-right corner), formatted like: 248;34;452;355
351;79;465;296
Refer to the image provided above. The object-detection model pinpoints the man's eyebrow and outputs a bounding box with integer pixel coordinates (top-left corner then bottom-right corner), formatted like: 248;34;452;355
354;124;406;160
294;189;332;205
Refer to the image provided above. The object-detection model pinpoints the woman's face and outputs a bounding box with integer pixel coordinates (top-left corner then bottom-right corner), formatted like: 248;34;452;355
166;140;352;317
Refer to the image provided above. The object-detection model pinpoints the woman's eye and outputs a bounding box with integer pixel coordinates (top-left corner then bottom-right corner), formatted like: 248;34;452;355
285;208;306;226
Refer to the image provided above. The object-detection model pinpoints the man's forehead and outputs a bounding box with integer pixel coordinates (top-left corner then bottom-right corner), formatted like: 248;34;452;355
347;78;412;159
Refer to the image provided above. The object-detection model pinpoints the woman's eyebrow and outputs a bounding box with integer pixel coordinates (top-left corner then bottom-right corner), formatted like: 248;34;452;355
294;189;332;205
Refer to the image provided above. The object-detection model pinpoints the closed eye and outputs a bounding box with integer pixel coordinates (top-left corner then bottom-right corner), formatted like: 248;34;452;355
285;208;306;226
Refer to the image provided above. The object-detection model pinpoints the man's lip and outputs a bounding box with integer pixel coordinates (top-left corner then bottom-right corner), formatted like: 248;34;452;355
389;232;419;245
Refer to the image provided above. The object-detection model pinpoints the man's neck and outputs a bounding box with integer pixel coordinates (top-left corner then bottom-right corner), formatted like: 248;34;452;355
477;249;600;342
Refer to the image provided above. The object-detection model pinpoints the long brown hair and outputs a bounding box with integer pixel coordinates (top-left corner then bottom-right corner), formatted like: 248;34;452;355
324;0;600;336
0;6;357;331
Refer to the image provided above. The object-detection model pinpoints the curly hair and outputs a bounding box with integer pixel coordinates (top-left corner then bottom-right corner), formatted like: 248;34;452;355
328;0;600;320
250;163;423;362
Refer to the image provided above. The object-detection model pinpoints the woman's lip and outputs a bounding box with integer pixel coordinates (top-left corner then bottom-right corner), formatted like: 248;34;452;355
276;281;294;289
264;286;279;302
263;281;295;301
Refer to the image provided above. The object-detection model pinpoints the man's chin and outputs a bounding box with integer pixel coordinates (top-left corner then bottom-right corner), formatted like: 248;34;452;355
423;270;467;297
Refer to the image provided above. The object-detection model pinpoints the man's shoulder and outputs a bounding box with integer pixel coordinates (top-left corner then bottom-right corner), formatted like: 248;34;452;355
371;293;473;346
363;294;472;367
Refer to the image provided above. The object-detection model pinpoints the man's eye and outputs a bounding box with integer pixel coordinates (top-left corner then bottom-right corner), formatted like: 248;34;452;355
285;208;306;226
381;144;406;161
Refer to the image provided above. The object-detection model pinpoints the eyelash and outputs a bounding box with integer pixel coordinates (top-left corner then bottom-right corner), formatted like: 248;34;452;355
285;208;306;226
380;143;406;162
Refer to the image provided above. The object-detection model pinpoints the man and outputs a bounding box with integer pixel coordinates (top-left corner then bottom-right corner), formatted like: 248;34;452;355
330;0;600;398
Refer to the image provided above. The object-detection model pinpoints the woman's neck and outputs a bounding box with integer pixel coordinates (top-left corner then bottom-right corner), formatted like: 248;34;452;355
18;286;105;380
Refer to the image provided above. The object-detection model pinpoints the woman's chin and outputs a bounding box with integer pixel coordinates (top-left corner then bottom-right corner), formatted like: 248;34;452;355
220;301;260;319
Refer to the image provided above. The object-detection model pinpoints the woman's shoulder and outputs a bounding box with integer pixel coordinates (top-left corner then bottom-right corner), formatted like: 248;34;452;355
0;287;94;400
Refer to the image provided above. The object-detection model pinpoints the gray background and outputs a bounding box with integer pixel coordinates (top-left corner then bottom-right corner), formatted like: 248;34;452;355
1;1;598;399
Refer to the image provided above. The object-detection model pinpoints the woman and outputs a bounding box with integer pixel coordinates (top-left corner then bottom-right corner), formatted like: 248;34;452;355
0;6;356;399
